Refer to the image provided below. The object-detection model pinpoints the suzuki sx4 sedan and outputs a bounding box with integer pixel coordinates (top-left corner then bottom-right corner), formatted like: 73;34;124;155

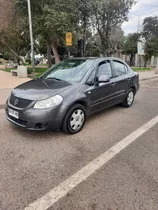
6;58;139;134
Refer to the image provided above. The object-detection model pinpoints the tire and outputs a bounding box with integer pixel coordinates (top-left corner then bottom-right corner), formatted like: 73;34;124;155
122;89;135;108
62;104;86;134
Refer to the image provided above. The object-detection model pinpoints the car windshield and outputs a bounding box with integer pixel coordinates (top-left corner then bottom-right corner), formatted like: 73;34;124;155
43;59;95;83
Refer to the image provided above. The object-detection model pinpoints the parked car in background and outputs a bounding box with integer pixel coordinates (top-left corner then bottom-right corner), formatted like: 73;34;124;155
6;57;139;134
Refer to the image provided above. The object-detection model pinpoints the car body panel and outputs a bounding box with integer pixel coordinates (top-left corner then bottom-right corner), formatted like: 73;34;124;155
87;78;117;113
12;79;72;101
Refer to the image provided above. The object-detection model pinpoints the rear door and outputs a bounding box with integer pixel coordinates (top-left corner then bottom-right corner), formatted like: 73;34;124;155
112;60;130;103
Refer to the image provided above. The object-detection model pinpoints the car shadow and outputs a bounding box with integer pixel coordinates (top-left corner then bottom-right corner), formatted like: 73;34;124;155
9;105;124;140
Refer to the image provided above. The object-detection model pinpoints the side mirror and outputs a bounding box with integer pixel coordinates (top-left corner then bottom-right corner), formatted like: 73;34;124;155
98;75;110;83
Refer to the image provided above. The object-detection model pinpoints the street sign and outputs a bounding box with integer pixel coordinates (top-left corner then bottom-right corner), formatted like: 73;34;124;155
137;41;145;55
66;32;72;46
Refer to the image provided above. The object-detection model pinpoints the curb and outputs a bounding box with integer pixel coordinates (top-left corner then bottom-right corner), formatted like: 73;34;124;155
140;76;158;81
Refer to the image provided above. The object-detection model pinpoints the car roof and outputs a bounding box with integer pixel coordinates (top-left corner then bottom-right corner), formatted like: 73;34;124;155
68;57;98;61
68;57;126;63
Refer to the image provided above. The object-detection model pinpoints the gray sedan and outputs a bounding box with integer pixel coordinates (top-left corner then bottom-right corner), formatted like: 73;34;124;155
6;57;139;134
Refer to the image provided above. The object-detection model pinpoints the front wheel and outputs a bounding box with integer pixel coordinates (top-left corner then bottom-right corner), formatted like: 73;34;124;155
122;89;135;108
62;104;86;134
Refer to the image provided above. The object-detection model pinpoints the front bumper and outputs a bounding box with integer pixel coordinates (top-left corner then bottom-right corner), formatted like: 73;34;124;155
5;102;65;131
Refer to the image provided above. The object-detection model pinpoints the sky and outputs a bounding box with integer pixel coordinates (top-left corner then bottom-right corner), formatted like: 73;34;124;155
122;0;158;35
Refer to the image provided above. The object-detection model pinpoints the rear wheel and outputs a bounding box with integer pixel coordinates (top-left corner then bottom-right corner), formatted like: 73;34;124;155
122;89;135;108
62;104;86;134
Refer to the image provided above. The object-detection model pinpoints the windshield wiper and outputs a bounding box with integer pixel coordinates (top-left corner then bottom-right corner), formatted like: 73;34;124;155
46;77;64;81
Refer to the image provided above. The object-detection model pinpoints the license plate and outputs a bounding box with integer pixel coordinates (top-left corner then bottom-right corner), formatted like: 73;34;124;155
8;108;19;119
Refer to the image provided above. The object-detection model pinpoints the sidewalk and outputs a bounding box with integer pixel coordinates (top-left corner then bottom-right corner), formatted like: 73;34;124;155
138;70;158;81
0;70;158;108
0;70;31;108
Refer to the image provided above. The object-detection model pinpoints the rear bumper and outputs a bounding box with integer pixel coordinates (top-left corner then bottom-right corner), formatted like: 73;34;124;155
5;103;65;131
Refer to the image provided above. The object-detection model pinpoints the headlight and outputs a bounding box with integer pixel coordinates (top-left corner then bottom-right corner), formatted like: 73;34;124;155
34;95;63;109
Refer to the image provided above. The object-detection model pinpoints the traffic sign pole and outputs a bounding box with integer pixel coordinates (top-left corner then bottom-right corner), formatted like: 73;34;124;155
66;32;72;58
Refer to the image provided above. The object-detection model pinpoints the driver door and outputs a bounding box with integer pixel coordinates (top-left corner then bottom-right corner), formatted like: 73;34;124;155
88;60;117;114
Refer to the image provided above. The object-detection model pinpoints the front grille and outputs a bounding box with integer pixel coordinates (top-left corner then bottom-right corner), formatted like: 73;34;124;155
8;115;27;127
10;94;32;108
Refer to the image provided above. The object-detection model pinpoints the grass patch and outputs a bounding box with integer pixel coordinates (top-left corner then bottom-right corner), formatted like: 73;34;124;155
27;67;48;78
39;64;48;66
27;67;48;74
1;67;47;78
132;67;152;71
1;68;16;73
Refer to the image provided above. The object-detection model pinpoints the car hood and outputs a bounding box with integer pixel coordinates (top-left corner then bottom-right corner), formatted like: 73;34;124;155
12;78;72;100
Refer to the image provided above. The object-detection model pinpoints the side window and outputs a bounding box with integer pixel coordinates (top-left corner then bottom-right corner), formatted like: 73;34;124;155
113;61;127;76
98;61;112;78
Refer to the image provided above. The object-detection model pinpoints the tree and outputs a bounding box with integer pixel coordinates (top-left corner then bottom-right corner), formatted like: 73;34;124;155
16;0;81;66
0;0;13;32
108;26;125;57
91;0;135;56
123;33;139;66
142;16;158;67
0;0;29;64
86;34;102;57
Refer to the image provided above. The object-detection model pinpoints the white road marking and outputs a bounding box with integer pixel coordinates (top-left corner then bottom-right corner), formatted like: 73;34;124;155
24;115;158;210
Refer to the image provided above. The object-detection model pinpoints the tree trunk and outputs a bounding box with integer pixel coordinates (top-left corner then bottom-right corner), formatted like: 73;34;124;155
0;35;25;65
52;43;60;64
9;48;25;65
13;54;18;64
144;55;148;68
47;42;52;68
130;54;134;66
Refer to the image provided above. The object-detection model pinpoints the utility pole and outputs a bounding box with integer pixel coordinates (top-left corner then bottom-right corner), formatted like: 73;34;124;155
82;0;87;57
27;0;36;79
137;16;140;33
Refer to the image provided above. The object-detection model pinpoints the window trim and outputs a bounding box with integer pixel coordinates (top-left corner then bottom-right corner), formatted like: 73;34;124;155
86;69;96;85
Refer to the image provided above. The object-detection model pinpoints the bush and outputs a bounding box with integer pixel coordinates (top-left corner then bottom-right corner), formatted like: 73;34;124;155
3;51;9;60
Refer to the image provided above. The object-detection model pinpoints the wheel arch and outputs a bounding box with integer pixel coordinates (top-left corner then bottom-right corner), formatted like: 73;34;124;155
130;85;136;94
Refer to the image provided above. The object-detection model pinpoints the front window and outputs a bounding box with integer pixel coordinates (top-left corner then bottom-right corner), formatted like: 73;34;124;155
98;61;112;78
42;59;95;83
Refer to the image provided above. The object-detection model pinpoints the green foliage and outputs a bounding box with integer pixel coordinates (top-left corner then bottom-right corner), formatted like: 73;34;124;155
3;51;9;60
123;33;139;54
16;0;82;64
27;67;48;74
123;33;139;66
13;0;135;60
0;3;30;64
142;16;158;66
86;34;101;57
143;16;158;38
132;67;152;71
90;0;135;55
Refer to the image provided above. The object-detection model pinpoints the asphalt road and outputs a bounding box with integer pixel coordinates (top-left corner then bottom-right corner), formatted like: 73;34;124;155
1;78;158;210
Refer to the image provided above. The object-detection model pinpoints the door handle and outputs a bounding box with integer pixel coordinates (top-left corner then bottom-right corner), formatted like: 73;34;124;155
111;82;116;87
127;78;131;81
